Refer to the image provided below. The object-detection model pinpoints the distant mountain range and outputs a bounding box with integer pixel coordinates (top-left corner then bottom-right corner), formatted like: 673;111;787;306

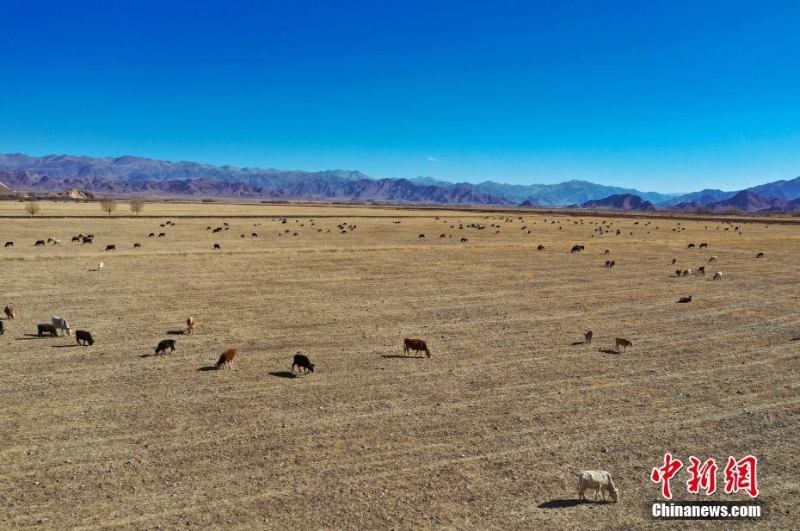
1;153;799;212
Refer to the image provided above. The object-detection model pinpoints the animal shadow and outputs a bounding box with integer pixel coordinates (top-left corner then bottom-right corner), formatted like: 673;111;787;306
51;344;79;348
598;348;621;355
571;340;587;346
16;334;43;340
537;499;583;509
197;366;218;372
269;371;298;379
381;354;425;359
166;330;186;335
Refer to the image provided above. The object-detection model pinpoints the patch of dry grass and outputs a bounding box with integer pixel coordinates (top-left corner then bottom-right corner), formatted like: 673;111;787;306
0;204;797;530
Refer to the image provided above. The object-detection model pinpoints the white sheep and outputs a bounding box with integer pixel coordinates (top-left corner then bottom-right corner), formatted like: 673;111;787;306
577;470;619;502
713;271;722;280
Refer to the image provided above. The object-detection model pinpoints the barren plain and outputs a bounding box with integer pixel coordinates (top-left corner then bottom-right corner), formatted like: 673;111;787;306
1;202;798;530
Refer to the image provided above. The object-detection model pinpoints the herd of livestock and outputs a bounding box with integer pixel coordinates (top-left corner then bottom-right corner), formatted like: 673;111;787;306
2;212;780;503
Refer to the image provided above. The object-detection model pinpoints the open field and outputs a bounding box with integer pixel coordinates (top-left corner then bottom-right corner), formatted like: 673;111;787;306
1;202;798;530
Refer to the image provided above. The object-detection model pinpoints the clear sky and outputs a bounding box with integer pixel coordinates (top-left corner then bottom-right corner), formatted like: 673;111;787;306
1;1;798;193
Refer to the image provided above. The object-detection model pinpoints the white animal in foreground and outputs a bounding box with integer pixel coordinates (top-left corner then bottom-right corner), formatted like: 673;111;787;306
99;262;104;270
577;470;619;502
713;271;722;280
51;316;71;336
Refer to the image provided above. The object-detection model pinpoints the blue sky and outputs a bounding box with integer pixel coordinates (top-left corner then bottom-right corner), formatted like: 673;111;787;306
1;0;798;193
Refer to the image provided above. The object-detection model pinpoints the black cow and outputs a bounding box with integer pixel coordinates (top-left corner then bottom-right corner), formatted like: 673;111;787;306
461;238;468;242
4;242;12;247
292;353;315;374
571;244;584;253
75;330;94;346
105;244;116;251
35;240;46;246
158;233;166;237
133;243;142;248
214;243;220;250
37;324;58;338
0;320;4;334
148;233;155;237
419;234;425;239
83;237;93;244
155;339;176;355
537;244;545;251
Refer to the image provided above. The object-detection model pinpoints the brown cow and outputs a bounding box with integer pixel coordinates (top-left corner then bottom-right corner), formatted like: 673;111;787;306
187;316;197;334
404;338;431;358
4;304;15;319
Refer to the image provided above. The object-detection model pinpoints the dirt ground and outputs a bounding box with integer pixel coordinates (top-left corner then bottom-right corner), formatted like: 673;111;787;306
1;202;798;530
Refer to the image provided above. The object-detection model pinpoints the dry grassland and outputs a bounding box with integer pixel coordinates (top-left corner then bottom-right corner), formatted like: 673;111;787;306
1;202;798;530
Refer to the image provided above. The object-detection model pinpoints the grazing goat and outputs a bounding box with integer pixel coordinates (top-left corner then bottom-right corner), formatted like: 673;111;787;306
4;241;12;247
292;353;315;374
35;240;46;246
38;324;58;338
75;330;94;346
105;244;116;251
577;470;619;503
615;337;632;352
404;338;431;358
4;305;15;319
713;271;722;281
155;339;176;355
756;252;764;258
51;316;71;336
678;295;692;303
570;244;584;253
584;330;593;344
187;316;197;334
216;348;237;370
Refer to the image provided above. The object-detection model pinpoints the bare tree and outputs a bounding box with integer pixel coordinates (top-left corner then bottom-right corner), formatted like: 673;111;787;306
100;198;117;216
130;198;145;216
24;200;41;217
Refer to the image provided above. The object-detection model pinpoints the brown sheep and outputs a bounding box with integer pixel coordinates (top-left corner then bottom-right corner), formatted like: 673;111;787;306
404;338;431;358
216;348;237;370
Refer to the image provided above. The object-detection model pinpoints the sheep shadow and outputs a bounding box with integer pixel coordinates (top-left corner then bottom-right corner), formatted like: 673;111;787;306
51;344;79;348
16;334;46;340
791;337;800;341
269;371;298;379
538;499;583;509
381;354;427;359
571;340;587;346
197;366;218;372
598;348;621;355
166;330;186;336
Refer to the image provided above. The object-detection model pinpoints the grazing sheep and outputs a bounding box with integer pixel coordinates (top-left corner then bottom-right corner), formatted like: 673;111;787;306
4;305;15;319
404;338;431;358
615;337;632;352
4;241;12;247
605;260;611;267
82;237;93;244
756;252;764;258
709;256;717;263
678;295;692;303
577;470;619;503
682;269;691;277
570;244;584;253
292;353;315;374
461;238;468;243
604;249;611;255
155;339;176;355
713;271;722;281
216;348;237;370
187;316;197;334
76;330;94;346
37;324;58;338
675;269;682;277
51;316;71;336
72;236;81;242
148;233;155;238
158;233;166;238
584;330;593;344
697;266;705;276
